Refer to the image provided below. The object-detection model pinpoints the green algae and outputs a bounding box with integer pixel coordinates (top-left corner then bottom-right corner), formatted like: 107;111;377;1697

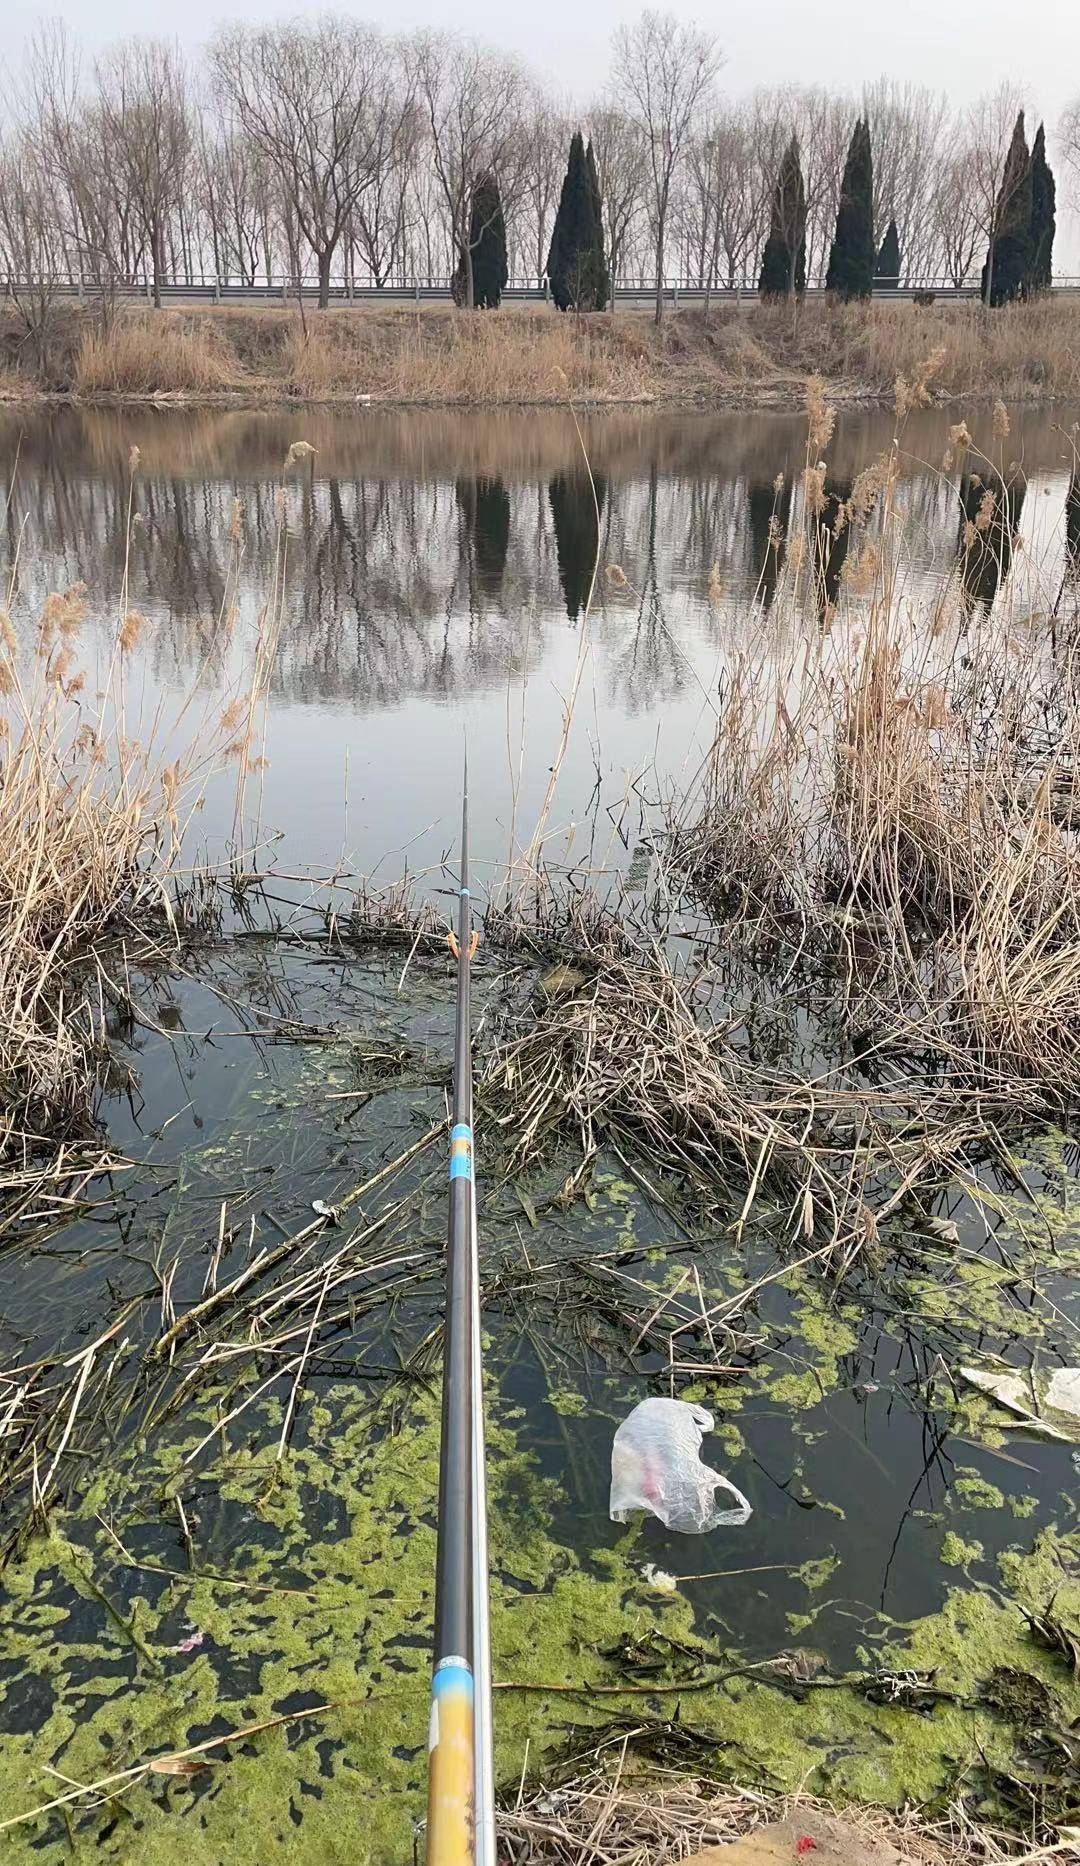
5;948;1080;1860
952;1470;1006;1511
941;1530;985;1567
4;1368;1078;1863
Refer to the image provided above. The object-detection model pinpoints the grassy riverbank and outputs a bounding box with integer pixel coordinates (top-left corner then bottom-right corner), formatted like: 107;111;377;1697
2;297;1079;408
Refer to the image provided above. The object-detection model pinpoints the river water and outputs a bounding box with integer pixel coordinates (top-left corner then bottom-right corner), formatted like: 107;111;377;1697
4;401;1078;882
1;402;1079;1858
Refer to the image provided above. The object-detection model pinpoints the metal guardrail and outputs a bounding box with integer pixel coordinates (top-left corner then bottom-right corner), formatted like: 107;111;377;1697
5;275;1080;305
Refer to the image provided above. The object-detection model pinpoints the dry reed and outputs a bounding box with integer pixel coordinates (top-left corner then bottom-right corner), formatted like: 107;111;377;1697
503;1766;1074;1865
7;298;1080;406
73;312;235;395
0;452;286;1227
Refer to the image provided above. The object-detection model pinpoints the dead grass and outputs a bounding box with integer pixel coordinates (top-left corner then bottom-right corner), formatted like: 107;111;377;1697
73;314;235;396
503;1768;1074;1864
277;306;655;402
484;381;1080;1270
759;296;1080;401
3;297;1079;406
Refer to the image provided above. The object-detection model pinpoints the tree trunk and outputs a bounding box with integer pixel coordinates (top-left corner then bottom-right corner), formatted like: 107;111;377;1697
152;226;163;310
317;248;331;309
653;220;665;327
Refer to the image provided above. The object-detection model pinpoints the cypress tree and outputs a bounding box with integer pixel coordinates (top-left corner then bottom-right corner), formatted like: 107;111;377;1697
1028;123;1056;293
548;131;605;311
874;219;901;288
469;171;507;309
585;139;609;309
826;119;875;301
981;113;1032;307
759;136;807;299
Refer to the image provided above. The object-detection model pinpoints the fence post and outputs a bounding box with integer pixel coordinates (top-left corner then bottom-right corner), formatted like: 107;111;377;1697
214;277;221;304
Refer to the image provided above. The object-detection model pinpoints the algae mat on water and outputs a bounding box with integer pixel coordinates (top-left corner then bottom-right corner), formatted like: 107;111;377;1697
2;1382;1079;1862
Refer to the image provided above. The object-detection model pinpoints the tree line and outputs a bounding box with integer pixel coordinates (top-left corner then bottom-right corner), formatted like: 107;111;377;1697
758;108;1057;306
0;9;1077;335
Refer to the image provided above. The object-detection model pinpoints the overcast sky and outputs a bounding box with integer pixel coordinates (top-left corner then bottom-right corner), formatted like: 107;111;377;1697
4;0;1078;257
3;0;1075;125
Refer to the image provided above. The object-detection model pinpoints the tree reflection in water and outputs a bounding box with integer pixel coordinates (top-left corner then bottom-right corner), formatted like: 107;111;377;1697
0;402;1074;725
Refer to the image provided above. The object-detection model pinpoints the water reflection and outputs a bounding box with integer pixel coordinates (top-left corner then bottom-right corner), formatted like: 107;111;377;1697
957;465;1028;613
549;470;606;621
456;477;510;601
1;401;1077;876
747;477;792;611
812;479;855;618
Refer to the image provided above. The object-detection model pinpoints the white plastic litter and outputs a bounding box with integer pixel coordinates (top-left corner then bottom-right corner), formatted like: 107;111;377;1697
609;1397;752;1534
959;1365;1080;1443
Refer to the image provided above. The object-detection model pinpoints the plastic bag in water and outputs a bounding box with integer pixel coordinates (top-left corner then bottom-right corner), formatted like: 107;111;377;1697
610;1397;752;1534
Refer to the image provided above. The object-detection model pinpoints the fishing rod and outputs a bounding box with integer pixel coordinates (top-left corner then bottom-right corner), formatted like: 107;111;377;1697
426;765;496;1866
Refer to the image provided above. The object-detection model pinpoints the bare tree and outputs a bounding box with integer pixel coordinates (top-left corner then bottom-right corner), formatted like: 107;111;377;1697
683;102;764;295
931;150;983;286
23;23;128;319
611;10;721;323
95;39;193;308
797;87;856;285
520;98;571;285
406;31;530;308
349;68;422;289
587;106;647;303
210;18;398;307
745;83;852;286
0;133;65;373
1060;100;1080;202
865;79;949;282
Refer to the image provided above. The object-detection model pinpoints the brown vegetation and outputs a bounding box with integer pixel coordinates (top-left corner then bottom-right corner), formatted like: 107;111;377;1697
477;386;1080;1273
2;299;1079;408
503;1771;1040;1865
0;465;282;1232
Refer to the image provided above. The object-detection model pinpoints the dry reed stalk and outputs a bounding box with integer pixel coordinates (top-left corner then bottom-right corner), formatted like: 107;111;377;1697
501;1765;1067;1865
0;486;280;1230
73;313;235;396
483;948;987;1262
14;298;1080;407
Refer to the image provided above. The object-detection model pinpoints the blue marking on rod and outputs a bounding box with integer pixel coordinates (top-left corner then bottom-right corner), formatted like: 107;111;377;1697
432;1658;474;1699
449;1122;474;1182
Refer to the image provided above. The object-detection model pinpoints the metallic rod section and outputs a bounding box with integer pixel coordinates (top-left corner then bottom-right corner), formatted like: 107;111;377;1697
427;764;495;1866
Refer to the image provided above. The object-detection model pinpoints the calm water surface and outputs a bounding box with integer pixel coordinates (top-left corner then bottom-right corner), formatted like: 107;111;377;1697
4;400;1079;885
